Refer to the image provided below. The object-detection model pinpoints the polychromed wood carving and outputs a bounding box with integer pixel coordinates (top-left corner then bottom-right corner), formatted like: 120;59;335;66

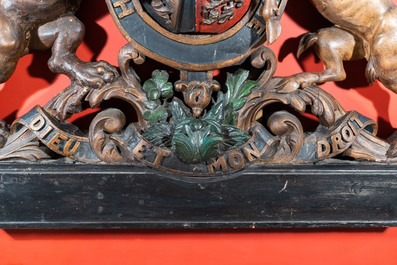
0;0;396;176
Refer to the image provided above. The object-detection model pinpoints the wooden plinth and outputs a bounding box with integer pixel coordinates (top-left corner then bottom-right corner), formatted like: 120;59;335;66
0;161;396;228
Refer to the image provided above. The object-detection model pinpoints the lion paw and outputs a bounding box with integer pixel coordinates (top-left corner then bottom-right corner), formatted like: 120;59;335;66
49;56;119;89
72;60;119;89
275;74;320;94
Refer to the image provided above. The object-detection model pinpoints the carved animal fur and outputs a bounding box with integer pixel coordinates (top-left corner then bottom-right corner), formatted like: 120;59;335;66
0;0;117;88
279;0;397;94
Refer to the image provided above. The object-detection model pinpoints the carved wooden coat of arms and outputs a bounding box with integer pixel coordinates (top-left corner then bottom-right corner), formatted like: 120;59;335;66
0;0;395;177
1;0;397;228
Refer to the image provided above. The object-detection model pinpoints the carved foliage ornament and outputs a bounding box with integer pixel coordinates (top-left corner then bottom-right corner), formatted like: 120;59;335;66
0;0;396;177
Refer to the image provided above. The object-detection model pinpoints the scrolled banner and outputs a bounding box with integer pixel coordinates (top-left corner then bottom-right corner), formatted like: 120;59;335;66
297;111;377;161
13;106;100;162
12;106;379;175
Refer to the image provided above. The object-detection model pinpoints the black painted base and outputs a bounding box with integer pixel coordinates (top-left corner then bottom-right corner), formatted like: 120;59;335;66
0;160;396;229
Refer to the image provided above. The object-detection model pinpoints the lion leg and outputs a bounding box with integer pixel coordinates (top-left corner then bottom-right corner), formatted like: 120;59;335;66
277;27;365;93
368;11;397;94
31;15;118;89
0;15;30;147
0;15;29;84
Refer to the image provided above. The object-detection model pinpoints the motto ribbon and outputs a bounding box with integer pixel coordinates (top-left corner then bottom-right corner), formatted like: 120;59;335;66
13;106;100;162
295;111;377;161
13;106;378;175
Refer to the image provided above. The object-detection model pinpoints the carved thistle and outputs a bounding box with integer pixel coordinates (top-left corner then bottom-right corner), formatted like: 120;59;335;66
0;0;396;177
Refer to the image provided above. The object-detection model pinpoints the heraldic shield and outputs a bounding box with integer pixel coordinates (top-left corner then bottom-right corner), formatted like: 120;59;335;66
111;0;251;33
106;0;284;70
138;0;251;33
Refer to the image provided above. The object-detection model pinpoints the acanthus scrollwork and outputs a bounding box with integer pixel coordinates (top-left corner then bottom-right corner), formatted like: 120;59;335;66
0;42;395;176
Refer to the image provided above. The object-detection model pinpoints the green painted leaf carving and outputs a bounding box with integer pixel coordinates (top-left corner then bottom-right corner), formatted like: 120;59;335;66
204;101;224;123
232;99;246;112
144;101;159;110
222;125;250;149
203;119;222;135
143;123;174;147
225;70;248;103
225;71;258;104
173;124;222;164
143;79;157;92
149;108;169;125
141;69;256;164
171;98;191;125
151;70;169;86
142;70;176;125
172;133;196;164
200;136;223;163
222;69;258;125
143;110;152;120
143;70;174;103
160;82;174;99
148;89;160;101
143;105;170;125
175;118;222;136
224;111;238;126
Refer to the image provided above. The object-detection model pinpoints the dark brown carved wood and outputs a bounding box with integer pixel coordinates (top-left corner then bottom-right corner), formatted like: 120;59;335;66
0;0;118;88
175;71;221;117
1;0;397;229
0;0;395;177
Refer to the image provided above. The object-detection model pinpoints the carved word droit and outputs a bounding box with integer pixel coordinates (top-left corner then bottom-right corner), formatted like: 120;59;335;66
317;112;371;159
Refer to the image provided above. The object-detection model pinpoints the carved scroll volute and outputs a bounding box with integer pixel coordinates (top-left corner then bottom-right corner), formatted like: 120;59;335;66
265;111;303;163
118;43;145;88
175;71;220;117
237;45;347;132
236;46;277;131
89;108;128;163
250;46;277;86
87;44;149;130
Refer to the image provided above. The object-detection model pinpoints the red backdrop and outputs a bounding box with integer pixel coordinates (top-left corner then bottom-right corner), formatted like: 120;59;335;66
0;0;396;264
